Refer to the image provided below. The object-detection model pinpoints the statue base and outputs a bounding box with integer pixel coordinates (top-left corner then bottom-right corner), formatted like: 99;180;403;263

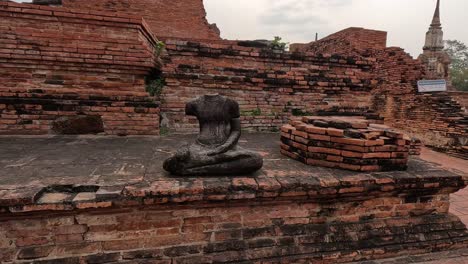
0;134;466;263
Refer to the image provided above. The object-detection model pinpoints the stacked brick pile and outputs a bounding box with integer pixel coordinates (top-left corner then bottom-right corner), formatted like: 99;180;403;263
281;116;410;172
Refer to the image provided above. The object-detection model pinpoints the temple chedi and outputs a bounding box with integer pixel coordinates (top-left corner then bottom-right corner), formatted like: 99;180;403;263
418;0;451;81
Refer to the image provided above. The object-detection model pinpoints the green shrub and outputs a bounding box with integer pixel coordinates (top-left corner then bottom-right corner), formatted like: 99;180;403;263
291;109;312;116
241;108;262;116
270;36;288;51
155;41;166;57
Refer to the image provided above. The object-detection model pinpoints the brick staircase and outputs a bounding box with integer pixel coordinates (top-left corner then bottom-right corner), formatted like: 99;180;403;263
430;93;468;160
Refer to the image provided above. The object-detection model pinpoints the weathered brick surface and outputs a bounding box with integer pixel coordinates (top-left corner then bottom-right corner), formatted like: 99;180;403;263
60;0;221;40
159;33;466;154
1;195;467;263
0;2;160;135
379;92;467;157
2;2;465;150
450;92;468;110
369;47;467;152
161;39;378;132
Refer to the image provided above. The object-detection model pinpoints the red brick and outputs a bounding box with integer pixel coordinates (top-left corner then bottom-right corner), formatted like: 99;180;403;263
15;237;49;247
365;139;385;146
331;137;366;146
293;135;309;145
362;152;391;159
361;165;381;172
305;125;327;135
306;159;339;168
18;246;54;260
292;141;308;151
308;147;341;156
327;128;344;137
292;130;308;139
54;225;88;235
281;125;295;133
184;216;212;225
339;163;361;171
342;145;371;153
341;151;364;158
309;134;331;142
327;155;343;162
54;234;84;244
232;178;258;191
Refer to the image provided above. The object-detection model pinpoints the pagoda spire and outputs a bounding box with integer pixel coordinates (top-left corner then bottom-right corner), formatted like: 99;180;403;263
431;0;441;27
423;0;444;51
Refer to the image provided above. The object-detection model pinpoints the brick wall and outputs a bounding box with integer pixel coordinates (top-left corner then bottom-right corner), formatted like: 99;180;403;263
59;0;221;40
2;198;466;263
160;32;466;156
294;27;387;54
1;1;465;151
0;2;160;135
161;39;378;132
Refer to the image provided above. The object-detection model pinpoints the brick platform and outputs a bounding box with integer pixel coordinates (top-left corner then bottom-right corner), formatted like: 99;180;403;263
281;116;410;172
0;134;467;263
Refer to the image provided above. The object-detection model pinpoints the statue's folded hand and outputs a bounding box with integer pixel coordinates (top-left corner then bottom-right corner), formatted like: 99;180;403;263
206;146;228;156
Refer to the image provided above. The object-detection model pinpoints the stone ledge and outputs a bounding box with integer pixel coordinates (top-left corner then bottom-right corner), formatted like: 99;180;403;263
1;169;463;215
0;134;465;215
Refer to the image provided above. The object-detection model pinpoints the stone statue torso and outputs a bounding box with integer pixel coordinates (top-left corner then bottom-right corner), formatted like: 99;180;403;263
163;94;263;176
186;95;240;146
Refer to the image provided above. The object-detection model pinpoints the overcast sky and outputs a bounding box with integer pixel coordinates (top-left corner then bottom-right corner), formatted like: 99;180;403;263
204;0;468;58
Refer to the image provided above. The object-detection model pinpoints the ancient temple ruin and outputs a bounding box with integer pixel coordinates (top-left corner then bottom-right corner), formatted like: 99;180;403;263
0;1;467;263
418;0;451;81
0;0;466;155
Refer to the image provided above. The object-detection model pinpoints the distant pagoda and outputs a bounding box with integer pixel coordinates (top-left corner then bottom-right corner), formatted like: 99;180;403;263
418;0;451;83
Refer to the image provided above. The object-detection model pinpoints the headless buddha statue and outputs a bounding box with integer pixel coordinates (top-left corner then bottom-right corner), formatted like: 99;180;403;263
163;94;263;176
